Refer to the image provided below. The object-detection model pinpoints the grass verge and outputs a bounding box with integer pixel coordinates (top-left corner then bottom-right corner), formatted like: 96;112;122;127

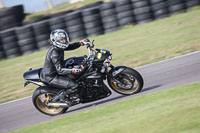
13;82;200;133
0;8;200;103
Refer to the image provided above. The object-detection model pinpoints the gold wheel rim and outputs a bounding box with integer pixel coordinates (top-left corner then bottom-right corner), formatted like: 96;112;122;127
110;73;140;94
36;93;64;115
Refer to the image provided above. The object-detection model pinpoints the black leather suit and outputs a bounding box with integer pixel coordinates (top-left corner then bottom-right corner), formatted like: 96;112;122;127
40;42;80;90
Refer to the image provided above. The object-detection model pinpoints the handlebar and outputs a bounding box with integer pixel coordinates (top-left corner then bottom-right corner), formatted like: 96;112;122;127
86;39;96;60
80;39;97;69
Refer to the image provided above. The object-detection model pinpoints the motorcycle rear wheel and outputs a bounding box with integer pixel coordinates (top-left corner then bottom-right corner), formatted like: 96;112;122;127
32;87;68;116
108;67;144;95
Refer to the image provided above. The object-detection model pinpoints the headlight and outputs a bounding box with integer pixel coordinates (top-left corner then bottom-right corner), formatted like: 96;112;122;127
108;55;112;60
104;55;112;67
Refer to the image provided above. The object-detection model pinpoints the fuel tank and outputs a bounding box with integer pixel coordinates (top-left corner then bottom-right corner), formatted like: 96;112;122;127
64;56;86;80
64;56;86;67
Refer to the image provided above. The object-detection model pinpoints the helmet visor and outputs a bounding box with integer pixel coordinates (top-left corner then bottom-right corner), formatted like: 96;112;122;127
58;38;68;44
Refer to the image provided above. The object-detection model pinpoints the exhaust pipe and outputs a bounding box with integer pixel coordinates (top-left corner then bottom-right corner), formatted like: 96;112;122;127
48;102;71;108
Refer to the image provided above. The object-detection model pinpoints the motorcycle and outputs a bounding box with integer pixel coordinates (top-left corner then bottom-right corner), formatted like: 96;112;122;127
23;39;144;116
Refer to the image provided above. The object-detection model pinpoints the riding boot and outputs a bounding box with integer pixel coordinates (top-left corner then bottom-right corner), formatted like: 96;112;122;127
65;83;78;95
52;84;79;102
59;83;78;102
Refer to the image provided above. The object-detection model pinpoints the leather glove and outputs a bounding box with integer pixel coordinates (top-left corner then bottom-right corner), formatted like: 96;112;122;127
79;39;90;46
72;65;84;74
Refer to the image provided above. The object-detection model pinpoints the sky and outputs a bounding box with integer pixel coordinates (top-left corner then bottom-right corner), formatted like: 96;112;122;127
2;0;69;13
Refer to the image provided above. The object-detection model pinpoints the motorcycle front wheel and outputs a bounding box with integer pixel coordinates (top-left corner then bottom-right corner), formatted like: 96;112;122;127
32;87;68;116
108;67;144;95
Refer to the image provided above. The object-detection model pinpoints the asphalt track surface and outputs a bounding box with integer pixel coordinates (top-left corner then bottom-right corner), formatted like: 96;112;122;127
0;51;200;132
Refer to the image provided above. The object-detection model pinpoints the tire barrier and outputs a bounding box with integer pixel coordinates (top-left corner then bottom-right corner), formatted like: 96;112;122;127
0;29;21;59
0;0;199;60
115;0;135;27
49;16;66;31
150;0;169;20
64;11;86;41
0;5;25;31
33;21;50;50
167;0;186;15
82;7;104;37
0;38;5;60
100;2;118;33
16;25;37;54
132;0;153;24
184;0;200;10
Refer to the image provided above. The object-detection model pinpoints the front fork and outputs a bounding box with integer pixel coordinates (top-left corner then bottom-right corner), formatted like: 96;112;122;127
106;65;135;90
106;65;126;83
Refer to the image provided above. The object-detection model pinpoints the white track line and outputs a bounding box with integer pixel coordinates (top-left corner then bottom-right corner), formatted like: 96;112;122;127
0;96;31;106
1;51;200;106
135;51;200;69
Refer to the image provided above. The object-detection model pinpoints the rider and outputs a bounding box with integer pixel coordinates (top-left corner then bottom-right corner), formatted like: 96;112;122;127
40;29;88;100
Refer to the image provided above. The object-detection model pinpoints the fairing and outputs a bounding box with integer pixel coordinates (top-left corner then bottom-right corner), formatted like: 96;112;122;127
94;49;111;62
23;68;42;81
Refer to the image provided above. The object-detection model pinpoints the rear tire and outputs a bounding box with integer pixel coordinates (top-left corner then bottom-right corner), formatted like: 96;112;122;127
32;87;68;116
108;67;144;95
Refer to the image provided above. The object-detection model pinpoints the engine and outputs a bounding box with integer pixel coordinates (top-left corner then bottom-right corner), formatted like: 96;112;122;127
79;77;111;103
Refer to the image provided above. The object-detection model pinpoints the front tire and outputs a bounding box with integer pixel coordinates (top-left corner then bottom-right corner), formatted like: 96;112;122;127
32;87;68;116
108;67;144;95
